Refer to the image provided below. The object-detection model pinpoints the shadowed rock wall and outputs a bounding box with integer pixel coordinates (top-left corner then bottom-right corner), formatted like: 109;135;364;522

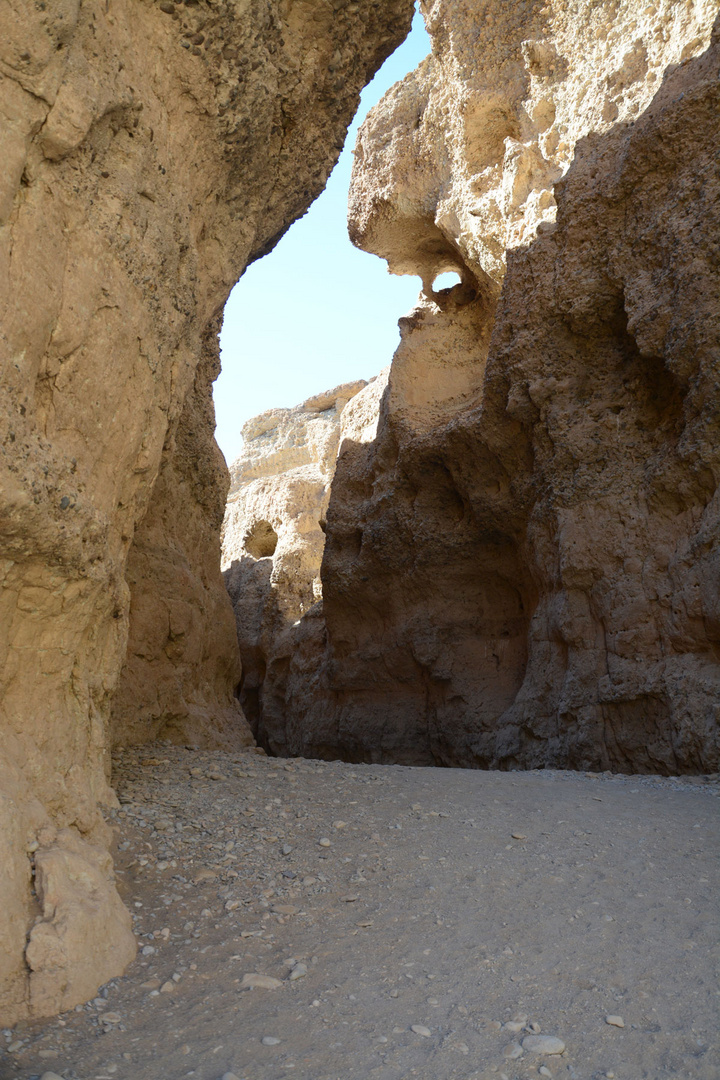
109;316;253;752
250;0;720;772
0;0;413;1022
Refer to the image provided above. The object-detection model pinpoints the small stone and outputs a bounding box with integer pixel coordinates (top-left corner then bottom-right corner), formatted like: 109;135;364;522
273;904;299;916
411;1025;432;1037
318;837;331;847
40;1074;65;1080
333;820;347;829
262;1036;281;1045
160;981;174;993
102;1012;122;1024
241;973;283;990
340;894;359;902
225;899;240;911
522;1035;566;1055
605;1015;625;1028
504;1041;524;1059
282;844;292;855
141;945;155;956
539;1068;553;1078
288;963;307;981
511;832;527;840
503;1021;524;1033
222;1073;241;1080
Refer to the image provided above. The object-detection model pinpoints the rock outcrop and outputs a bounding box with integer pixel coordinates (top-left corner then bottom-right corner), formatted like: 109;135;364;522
248;0;720;772
222;375;387;744
0;0;413;1022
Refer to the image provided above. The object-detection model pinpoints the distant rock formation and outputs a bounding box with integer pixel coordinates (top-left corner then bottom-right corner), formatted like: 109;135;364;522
0;0;413;1022
222;375;388;746
244;0;720;773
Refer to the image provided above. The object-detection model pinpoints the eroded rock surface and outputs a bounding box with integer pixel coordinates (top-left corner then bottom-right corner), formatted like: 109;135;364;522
0;0;413;1021
109;319;254;753
222;374;387;745
252;0;720;771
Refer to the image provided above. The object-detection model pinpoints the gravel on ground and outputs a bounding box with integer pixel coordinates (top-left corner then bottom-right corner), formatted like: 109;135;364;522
3;746;718;1080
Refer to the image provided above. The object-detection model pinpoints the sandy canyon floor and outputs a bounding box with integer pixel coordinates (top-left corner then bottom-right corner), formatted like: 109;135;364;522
2;747;718;1080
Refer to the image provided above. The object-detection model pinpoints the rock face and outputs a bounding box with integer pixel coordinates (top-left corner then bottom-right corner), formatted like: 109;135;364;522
252;0;720;772
222;375;387;745
109;318;254;753
0;0;413;1022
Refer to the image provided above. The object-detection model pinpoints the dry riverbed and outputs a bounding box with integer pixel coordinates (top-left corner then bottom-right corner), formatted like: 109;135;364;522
2;747;718;1080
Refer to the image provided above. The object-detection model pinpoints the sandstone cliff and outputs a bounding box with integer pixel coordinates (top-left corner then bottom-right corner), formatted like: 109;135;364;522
0;0;413;1022
222;374;387;747
249;0;720;772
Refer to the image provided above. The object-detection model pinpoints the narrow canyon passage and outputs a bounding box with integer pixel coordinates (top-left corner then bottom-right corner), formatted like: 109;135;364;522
2;0;718;1049
4;747;718;1080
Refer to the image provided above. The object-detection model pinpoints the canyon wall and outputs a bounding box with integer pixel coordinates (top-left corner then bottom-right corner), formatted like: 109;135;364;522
109;317;254;752
0;0;413;1022
249;0;720;772
222;374;387;744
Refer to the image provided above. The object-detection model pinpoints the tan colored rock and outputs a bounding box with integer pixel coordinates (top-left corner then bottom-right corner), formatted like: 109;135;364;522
350;0;716;293
255;1;720;771
222;374;387;745
109;319;254;752
0;0;413;1021
25;829;136;1017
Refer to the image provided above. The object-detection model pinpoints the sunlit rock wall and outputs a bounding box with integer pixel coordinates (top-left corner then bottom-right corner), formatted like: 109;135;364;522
0;0;413;1022
222;375;388;748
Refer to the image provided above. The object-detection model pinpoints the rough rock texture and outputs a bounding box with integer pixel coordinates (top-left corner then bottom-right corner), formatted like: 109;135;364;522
0;0;413;1022
222;374;387;743
109;318;254;752
253;0;720;771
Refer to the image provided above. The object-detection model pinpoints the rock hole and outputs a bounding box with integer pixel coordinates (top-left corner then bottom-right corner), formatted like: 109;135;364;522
432;271;463;292
244;519;278;559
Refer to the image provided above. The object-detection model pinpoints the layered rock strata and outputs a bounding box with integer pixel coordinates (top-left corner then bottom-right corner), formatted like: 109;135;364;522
250;0;720;772
222;375;387;744
0;0;413;1021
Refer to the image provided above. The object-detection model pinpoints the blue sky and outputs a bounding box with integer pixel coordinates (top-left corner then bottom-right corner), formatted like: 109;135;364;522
213;8;431;467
